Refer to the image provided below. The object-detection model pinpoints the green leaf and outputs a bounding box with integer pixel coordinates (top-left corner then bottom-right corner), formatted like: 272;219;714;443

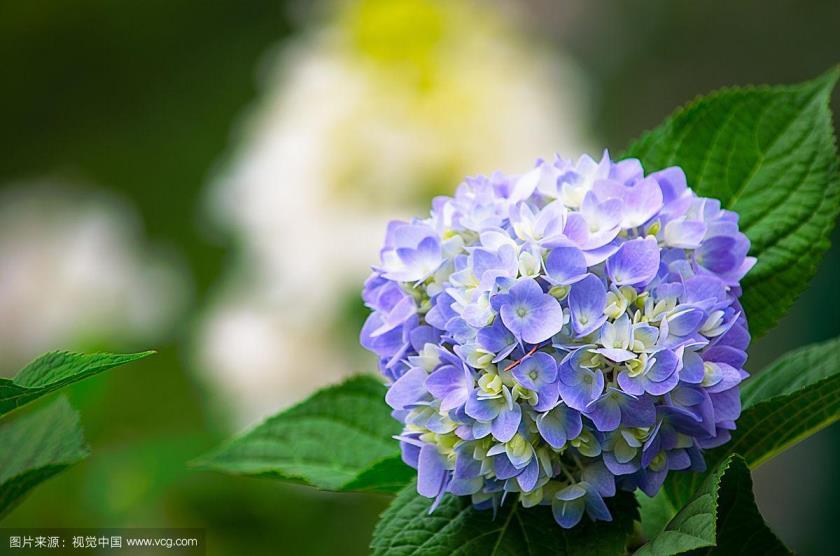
639;335;840;538
625;68;840;337
636;490;680;544
371;481;638;556
636;455;789;556
0;350;155;418
195;375;409;493
0;397;90;519
342;455;416;494
722;335;840;469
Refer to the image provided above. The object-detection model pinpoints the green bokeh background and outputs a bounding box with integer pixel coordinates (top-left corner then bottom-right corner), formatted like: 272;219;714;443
1;1;837;554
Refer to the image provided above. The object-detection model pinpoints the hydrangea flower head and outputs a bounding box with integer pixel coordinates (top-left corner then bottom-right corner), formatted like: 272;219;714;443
361;151;755;528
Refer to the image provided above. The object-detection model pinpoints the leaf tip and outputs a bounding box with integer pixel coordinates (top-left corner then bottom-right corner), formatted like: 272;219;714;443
809;65;840;96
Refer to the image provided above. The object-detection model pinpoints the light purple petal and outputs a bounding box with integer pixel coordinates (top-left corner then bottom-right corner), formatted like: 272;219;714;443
568;275;607;336
517;458;541;492
681;275;727;307
606;237;660;286
648;350;680;382
582;241;620;266
710;387;741;421
417;444;447;498
593;348;636;363
494;454;520;480
586;392;622;431
537;404;582;449
580;193;622;249
623;177;663;228
668;308;706;336
665;218;707;249
512;352;557;389
426;365;470;412
385;367;428;410
499;279;565;344
464;390;502;421
559;361;605;411
616;371;645;396
533;381;561;412
545;245;588;285
644;372;679;396
563;213;589;245
680;350;706;383
492;403;522;442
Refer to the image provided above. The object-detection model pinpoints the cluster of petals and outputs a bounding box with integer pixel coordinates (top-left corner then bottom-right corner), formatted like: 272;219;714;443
361;151;755;528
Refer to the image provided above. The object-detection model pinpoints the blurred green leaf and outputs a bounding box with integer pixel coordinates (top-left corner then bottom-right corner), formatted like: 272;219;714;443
371;480;638;556
195;375;408;493
625;68;840;338
0;397;89;519
636;455;789;556
0;350;155;418
639;335;840;538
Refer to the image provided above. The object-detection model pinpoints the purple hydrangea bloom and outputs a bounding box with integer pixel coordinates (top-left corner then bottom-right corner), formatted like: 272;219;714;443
360;151;755;529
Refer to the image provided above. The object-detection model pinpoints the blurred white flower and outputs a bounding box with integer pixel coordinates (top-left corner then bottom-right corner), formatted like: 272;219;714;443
197;301;351;421
0;184;189;374
198;0;593;425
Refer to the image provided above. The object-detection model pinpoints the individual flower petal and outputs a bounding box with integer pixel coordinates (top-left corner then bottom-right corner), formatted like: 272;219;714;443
516;457;541;492
417;443;447;498
606;236;660;286
552;484;586;529
497;278;565;344
545;245;588;285
558;354;605;412
512;352;558;390
537;403;583;449
477;317;518;362
664;217;707;249
465;388;503;422
385;367;429;410
426;364;471;411
593;176;663;229
568;274;607;337
492;402;522;443
381;224;443;282
579;192;622;249
586;388;655;431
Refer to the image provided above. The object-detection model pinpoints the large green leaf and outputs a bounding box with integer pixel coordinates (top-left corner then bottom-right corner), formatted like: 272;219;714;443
625;69;840;337
636;455;788;556
195;375;410;493
0;396;89;518
639;336;840;538
371;481;638;556
0;350;155;417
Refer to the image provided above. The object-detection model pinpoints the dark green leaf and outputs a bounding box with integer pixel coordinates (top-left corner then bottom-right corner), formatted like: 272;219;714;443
194;375;408;493
625;68;840;337
636;455;788;556
371;481;638;556
0;397;89;519
639;336;840;539
0;350;155;417
719;335;840;469
342;455;415;494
